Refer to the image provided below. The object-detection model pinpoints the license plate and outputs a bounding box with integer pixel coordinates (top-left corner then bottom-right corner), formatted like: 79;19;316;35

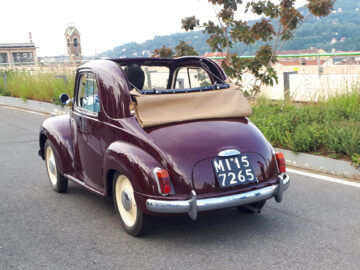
212;154;258;188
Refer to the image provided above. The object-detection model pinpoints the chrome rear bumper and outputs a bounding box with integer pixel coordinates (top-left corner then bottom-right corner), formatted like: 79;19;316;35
146;173;290;220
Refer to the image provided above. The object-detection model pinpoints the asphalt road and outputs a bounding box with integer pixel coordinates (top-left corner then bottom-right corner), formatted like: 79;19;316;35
0;106;359;270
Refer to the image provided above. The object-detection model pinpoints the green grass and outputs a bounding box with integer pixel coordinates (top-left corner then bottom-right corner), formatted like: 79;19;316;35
0;70;75;104
251;88;360;166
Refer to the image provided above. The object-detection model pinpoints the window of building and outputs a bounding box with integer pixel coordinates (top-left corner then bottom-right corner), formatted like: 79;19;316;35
76;73;100;113
0;53;8;64
67;39;70;47
74;38;78;47
12;52;34;64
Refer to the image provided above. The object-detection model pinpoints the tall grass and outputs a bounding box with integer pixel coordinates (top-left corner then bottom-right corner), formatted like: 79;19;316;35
0;70;75;104
251;86;360;165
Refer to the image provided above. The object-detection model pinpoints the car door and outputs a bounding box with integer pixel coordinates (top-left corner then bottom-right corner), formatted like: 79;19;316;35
72;71;104;190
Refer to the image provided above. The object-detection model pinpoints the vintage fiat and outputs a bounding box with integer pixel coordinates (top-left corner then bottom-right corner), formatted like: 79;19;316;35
38;57;290;236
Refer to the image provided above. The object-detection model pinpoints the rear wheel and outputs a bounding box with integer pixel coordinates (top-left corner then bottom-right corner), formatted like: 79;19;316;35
44;140;68;193
113;173;148;236
237;200;266;213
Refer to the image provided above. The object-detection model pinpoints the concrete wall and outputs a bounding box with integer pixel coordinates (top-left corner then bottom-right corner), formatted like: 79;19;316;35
260;65;360;101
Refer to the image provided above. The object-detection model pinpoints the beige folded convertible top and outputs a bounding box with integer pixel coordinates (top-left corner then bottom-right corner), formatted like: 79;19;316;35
130;84;252;128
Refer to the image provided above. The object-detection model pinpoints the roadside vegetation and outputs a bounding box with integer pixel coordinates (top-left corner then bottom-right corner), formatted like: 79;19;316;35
251;88;360;166
0;69;359;166
0;70;75;105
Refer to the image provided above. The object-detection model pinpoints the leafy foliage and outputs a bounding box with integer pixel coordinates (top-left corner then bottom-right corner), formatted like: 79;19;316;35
152;45;174;58
182;0;334;96
307;0;336;16
251;88;360;166
152;40;199;58
175;41;199;56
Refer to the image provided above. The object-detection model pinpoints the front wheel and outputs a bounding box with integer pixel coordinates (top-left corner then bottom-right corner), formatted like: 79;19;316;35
113;173;148;236
44;140;68;193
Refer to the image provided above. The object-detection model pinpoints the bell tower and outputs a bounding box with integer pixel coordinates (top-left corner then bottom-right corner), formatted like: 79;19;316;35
65;23;82;62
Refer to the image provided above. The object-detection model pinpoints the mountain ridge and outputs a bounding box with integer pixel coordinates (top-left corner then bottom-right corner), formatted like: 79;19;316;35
99;0;360;58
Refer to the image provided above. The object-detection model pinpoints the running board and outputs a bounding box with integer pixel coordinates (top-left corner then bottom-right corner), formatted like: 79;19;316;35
64;174;105;197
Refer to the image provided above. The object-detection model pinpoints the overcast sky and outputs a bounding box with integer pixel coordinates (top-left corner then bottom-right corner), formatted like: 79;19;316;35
0;0;307;57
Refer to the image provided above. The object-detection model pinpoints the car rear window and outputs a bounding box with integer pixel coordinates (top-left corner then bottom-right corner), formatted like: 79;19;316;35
123;65;170;91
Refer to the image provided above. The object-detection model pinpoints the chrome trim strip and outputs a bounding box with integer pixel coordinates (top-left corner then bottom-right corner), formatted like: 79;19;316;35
218;149;241;157
64;174;104;196
146;173;290;220
72;111;100;122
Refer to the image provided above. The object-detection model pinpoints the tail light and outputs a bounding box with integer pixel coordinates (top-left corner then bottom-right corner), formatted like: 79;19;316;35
275;152;286;173
154;168;172;195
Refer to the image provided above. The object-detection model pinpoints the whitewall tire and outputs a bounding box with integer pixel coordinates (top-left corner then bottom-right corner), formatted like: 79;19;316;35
113;173;148;236
44;140;68;193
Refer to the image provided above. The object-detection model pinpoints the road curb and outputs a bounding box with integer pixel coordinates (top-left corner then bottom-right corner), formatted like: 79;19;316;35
1;96;359;180
0;96;69;115
276;148;360;180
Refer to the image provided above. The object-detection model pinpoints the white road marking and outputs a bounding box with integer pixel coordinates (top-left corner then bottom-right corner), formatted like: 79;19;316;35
287;168;360;188
0;105;48;116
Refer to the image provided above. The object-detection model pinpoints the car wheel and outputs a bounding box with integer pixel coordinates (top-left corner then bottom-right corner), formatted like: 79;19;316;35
113;173;148;236
44;140;68;193
237;200;266;213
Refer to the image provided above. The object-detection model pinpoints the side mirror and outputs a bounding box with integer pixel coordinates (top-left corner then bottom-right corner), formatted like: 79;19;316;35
59;93;73;105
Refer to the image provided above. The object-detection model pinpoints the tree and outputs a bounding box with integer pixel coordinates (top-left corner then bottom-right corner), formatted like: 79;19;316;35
182;0;335;96
153;41;199;58
152;45;174;58
175;40;199;56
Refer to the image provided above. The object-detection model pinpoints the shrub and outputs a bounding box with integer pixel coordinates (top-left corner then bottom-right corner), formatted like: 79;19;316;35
251;87;360;162
0;87;11;96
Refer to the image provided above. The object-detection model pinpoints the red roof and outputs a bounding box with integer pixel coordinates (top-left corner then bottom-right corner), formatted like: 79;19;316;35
202;52;227;58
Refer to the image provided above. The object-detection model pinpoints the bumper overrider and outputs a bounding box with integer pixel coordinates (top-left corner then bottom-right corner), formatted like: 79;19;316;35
146;173;290;220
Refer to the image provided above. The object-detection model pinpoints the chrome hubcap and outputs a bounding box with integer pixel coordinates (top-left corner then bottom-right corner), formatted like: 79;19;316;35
46;145;57;186
121;190;132;212
49;159;55;175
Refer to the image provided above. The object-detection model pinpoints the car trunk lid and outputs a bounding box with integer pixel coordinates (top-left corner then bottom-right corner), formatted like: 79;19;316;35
141;117;277;195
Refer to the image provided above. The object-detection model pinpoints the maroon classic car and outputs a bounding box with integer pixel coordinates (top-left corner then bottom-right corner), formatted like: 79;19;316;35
38;57;289;236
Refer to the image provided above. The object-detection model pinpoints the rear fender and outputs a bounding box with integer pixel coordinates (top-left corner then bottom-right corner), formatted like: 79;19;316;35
39;116;75;175
103;141;164;199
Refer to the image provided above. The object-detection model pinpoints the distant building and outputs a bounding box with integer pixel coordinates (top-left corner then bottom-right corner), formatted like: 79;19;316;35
38;55;69;63
0;43;37;65
277;59;333;66
277;48;329;66
65;24;82;62
203;52;227;58
277;48;326;57
202;52;227;65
